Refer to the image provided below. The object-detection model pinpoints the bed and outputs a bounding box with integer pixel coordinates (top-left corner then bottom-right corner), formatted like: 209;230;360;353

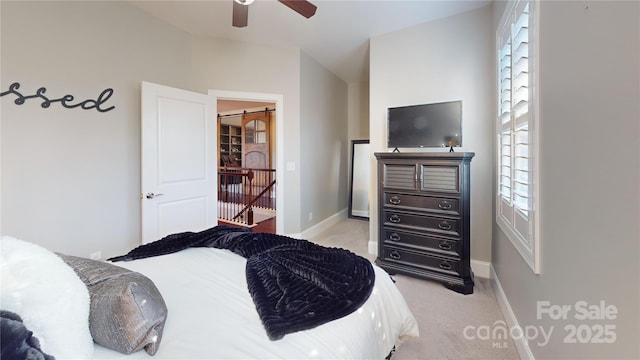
1;227;419;359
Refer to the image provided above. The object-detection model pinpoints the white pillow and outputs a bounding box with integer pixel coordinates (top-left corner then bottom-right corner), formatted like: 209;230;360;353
0;236;94;359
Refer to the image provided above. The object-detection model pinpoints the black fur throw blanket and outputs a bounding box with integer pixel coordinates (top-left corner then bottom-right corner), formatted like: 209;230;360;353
1;310;55;360
109;225;375;340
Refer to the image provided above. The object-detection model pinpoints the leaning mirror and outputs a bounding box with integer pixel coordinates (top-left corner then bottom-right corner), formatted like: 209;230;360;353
348;140;370;220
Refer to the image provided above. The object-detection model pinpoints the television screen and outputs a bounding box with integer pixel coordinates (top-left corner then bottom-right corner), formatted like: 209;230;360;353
387;100;462;149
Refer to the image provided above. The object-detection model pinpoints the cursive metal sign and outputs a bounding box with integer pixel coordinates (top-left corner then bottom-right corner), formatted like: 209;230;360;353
0;82;115;112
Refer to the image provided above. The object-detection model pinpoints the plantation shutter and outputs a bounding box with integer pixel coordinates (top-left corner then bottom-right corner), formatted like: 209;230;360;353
511;2;530;222
498;30;512;205
497;0;537;271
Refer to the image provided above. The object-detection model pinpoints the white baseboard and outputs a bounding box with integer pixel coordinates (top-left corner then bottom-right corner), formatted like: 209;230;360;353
297;209;347;240
351;209;368;217
490;265;535;360
368;240;378;256
471;259;491;279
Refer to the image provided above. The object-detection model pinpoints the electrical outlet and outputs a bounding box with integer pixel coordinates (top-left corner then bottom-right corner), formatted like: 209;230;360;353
308;212;313;221
90;251;102;260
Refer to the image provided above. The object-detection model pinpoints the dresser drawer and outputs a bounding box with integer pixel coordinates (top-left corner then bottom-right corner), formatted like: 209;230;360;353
382;228;461;257
383;192;460;216
382;210;460;237
381;246;462;277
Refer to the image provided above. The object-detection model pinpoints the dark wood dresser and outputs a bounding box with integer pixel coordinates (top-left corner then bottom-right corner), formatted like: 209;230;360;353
374;152;475;294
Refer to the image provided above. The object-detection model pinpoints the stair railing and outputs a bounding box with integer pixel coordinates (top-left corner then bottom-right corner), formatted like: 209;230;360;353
218;167;276;226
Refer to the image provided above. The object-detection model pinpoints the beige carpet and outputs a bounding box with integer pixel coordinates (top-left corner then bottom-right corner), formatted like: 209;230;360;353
308;218;520;360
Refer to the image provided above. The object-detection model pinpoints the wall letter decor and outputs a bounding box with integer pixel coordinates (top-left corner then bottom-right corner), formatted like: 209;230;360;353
0;82;115;112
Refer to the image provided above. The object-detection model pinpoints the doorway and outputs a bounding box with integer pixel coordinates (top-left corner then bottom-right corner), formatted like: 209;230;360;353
211;90;284;235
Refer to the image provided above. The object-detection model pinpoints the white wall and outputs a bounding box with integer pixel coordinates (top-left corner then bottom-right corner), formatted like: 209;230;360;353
369;6;494;263
1;1;340;257
491;1;640;358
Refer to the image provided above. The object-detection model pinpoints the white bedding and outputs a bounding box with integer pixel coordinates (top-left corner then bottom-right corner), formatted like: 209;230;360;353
92;247;419;359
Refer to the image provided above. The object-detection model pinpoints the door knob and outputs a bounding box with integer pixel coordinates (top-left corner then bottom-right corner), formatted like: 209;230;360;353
145;192;164;199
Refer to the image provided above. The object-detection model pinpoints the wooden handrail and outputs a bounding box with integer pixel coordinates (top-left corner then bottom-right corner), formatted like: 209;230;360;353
232;179;276;221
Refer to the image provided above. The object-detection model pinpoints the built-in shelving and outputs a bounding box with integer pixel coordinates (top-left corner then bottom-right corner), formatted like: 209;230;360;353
219;124;242;166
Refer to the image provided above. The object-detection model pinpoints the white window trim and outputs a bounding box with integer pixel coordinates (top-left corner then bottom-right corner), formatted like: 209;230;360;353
496;0;541;274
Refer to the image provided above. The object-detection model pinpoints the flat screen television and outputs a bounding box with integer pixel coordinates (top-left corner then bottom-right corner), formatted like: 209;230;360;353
387;100;462;149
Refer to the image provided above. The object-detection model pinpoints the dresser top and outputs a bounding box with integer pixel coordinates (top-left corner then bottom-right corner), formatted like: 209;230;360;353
374;151;475;160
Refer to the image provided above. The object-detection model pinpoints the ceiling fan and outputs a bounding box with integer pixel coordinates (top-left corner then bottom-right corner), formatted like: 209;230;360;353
232;0;317;28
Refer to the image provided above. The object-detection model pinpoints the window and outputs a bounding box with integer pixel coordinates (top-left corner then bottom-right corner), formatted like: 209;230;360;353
245;119;267;144
496;0;539;273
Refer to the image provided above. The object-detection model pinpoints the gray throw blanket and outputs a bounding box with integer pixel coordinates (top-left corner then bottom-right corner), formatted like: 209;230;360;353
109;225;375;340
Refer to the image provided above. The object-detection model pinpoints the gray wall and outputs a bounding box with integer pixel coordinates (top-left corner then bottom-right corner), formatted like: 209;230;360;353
1;1;348;257
1;1;194;258
299;52;349;229
186;35;304;235
491;1;640;358
348;81;370;141
369;6;495;263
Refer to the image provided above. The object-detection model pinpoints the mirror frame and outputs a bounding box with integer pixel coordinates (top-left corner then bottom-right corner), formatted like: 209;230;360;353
348;139;370;220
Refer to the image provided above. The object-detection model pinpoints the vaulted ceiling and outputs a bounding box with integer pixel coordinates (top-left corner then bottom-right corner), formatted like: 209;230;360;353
130;0;491;83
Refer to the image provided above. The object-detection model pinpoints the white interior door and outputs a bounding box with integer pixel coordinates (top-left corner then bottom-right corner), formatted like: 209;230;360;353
141;81;217;244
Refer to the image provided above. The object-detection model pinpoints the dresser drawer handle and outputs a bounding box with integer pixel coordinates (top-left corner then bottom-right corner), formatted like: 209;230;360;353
439;261;452;270
438;241;452;250
438;201;452;210
389;214;401;223
389;251;401;260
438;221;452;230
389;196;401;205
389;233;401;241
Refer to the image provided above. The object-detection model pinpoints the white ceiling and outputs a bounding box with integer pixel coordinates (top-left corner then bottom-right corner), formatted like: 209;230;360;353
218;99;274;114
130;0;491;83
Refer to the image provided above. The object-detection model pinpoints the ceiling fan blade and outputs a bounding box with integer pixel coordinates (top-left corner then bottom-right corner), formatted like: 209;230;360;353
232;0;249;28
278;0;317;19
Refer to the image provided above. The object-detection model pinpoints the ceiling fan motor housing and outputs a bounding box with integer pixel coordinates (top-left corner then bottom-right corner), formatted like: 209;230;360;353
232;0;317;28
